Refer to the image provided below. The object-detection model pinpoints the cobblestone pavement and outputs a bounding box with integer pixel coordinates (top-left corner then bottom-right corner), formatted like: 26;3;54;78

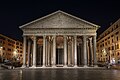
0;68;120;80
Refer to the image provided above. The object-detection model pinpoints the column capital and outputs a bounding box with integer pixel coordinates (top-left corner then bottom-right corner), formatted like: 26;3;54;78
93;35;96;40
74;35;77;37
53;35;56;38
33;36;37;40
63;35;67;37
43;35;46;38
83;35;87;41
22;35;27;37
89;37;92;41
83;35;87;38
86;40;89;43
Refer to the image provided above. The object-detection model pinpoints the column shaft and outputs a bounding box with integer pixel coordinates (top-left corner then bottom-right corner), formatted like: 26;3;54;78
52;35;56;67
64;35;67;67
43;35;46;67
74;35;77;67
48;41;50;66
71;38;74;65
22;36;27;68
27;40;31;67
83;35;87;67
87;40;90;65
93;36;97;67
32;36;37;67
89;37;93;66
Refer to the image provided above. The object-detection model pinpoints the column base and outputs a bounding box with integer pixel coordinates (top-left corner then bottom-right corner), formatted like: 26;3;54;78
21;64;26;68
94;65;98;67
32;65;36;68
63;65;67;67
90;64;94;67
27;64;30;67
83;65;88;68
74;65;78;67
52;65;56;68
42;65;46;68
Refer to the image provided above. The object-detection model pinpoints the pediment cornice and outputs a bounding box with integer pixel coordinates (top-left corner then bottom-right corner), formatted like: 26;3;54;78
20;10;100;30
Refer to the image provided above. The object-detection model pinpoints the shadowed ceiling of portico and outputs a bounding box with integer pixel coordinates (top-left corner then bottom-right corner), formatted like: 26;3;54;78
37;36;83;45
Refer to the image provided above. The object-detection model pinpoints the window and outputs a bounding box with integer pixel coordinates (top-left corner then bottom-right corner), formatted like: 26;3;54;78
8;43;11;46
108;41;110;44
116;31;119;35
16;46;19;48
7;48;11;51
118;52;120;56
112;46;114;50
111;35;114;37
102;40;104;42
8;39;15;44
3;41;5;44
112;39;113;43
112;28;113;31
20;51;23;53
0;36;6;40
116;24;119;28
108;47;110;50
20;47;22;49
3;47;5;50
112;54;114;56
117;36;119;41
20;44;22;46
16;42;19;45
0;40;2;43
103;44;104;47
117;44;119;49
105;42;107;46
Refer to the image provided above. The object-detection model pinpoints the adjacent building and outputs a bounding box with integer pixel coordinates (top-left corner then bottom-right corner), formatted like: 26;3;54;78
97;18;120;63
0;34;23;63
20;10;100;68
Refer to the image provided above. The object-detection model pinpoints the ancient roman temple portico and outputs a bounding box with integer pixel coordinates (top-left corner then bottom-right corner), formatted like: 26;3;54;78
19;10;100;68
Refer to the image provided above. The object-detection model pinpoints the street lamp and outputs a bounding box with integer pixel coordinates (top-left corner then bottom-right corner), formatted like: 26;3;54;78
13;49;18;62
102;48;107;62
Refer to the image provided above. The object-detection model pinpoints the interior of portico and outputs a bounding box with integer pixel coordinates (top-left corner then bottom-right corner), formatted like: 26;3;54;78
24;35;96;68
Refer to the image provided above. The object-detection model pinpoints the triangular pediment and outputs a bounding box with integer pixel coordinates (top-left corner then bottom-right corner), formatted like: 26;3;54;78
20;10;100;29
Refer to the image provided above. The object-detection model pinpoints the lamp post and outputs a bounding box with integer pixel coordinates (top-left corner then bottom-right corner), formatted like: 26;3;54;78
112;42;117;63
13;49;18;62
102;48;107;62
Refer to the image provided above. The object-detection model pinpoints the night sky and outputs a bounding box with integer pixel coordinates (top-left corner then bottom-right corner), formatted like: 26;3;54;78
0;0;120;41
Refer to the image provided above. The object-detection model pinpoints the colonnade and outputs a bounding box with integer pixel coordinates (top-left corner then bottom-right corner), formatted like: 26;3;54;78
22;35;97;68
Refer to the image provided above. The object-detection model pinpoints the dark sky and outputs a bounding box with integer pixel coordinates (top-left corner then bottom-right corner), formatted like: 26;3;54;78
0;0;120;41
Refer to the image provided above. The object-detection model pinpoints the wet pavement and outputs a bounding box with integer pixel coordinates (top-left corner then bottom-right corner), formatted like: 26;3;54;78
0;68;120;80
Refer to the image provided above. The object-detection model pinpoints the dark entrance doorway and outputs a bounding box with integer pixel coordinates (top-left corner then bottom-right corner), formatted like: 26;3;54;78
56;48;64;65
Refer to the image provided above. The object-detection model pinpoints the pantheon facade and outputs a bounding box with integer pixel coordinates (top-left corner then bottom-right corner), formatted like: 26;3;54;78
20;10;100;68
